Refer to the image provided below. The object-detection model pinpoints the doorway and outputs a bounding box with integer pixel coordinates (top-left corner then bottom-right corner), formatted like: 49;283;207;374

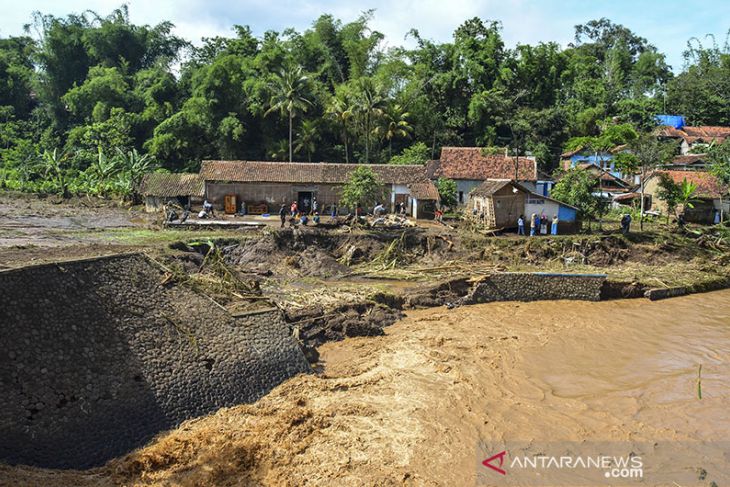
298;191;313;214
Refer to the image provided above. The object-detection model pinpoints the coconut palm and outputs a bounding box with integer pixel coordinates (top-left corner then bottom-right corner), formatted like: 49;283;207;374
374;104;413;160
295;120;320;162
265;66;314;162
326;89;354;163
268;140;289;161
353;78;385;163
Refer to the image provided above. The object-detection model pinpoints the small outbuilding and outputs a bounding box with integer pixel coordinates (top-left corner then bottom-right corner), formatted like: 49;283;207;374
468;179;579;232
139;173;204;212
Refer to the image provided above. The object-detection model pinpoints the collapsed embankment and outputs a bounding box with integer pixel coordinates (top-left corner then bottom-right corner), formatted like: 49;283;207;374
0;254;310;469
160;228;730;357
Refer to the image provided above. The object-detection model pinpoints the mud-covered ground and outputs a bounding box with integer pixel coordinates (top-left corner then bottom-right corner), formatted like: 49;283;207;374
3;291;729;486
3;194;730;486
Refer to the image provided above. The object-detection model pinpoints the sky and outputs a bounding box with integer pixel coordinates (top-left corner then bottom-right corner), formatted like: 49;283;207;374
1;0;728;72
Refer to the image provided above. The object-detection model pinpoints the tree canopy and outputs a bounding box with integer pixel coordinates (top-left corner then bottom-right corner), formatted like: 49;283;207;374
0;7;728;194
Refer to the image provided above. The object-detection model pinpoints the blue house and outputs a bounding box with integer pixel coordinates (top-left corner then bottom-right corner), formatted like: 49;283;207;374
560;147;626;179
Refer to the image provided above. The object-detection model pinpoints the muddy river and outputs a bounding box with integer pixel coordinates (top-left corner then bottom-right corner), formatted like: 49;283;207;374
2;290;729;486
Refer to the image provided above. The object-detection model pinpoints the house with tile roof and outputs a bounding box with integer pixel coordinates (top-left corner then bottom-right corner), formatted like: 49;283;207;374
199;160;439;218
139;173;204;212
655;125;730;155
644;170;729;223
429;147;539;206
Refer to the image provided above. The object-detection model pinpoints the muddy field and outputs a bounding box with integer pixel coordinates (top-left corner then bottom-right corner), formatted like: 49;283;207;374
3;290;729;486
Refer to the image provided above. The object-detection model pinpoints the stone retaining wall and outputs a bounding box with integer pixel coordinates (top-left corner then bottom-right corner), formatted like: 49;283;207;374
460;272;606;305
0;254;310;469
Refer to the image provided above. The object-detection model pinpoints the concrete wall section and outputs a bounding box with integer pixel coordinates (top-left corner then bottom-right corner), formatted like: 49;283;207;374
205;181;398;214
461;272;606;304
0;254;310;469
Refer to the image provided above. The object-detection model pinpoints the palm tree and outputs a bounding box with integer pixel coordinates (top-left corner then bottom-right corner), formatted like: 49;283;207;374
326;89;354;163
295;120;319;162
265;66;313;162
374;104;413;160
268;140;289;161
353;78;385;163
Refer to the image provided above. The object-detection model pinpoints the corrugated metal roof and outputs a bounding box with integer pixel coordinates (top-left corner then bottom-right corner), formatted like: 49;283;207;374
470;179;514;197
140;173;204;197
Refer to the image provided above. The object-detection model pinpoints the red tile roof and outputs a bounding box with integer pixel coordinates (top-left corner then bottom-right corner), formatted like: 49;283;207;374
140;173;204;197
573;163;630;186
653;170;727;198
656;125;730;145
408;181;440;200
670;154;709;165
435;147;537;181
200;161;429;185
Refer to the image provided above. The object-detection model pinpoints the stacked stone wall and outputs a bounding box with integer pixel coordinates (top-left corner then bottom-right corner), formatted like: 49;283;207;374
462;272;606;304
0;254;310;469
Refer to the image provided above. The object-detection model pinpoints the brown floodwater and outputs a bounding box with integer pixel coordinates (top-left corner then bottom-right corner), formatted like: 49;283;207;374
3;290;730;486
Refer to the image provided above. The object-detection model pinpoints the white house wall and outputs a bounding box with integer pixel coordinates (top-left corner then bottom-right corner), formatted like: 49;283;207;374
456;180;483;205
525;196;560;219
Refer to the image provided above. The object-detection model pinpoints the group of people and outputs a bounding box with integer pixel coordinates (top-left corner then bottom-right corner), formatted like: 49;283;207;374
279;201;322;227
517;213;559;236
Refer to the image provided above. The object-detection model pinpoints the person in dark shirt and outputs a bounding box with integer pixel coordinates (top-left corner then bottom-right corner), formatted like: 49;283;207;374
279;204;287;228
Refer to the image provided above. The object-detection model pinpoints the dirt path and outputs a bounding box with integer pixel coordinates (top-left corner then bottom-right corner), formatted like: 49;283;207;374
3;290;729;486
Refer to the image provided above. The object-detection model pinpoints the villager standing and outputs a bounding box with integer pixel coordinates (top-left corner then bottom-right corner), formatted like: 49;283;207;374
551;215;559;235
620;213;632;234
279;204;287;228
517;214;525;236
530;213;538;236
312;197;318;215
290;201;298;217
540;213;548;235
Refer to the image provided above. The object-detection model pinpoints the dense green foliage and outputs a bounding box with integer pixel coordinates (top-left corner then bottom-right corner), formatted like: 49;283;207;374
551;170;601;220
0;6;729;196
435;178;458;208
339;166;383;210
656;173;698;222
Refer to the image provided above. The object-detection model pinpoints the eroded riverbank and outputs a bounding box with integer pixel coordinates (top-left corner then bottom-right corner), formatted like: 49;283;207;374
3;290;729;486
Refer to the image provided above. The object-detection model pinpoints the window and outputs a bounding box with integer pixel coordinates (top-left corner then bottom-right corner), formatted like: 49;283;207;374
458;191;464;204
